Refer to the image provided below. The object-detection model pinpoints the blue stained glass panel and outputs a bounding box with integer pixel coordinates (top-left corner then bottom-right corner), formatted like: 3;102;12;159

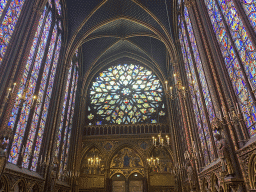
240;0;256;33
8;11;52;164
180;17;214;163
0;0;25;65
204;0;256;136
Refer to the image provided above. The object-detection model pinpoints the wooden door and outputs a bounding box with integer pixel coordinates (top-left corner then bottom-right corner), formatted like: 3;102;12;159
112;181;125;192
129;180;143;192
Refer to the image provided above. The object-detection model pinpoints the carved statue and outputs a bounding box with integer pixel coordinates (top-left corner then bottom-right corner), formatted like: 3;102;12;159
0;128;12;156
214;132;234;176
186;161;197;190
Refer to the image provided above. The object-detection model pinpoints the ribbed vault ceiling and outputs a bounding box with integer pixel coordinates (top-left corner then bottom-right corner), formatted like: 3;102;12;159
66;0;177;87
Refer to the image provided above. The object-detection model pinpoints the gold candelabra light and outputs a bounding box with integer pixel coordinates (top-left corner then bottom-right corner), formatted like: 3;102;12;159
147;156;159;167
152;131;170;147
165;74;187;100
88;155;101;167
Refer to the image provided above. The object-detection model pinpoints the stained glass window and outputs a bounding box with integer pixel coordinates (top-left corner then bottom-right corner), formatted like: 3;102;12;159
179;19;213;164
240;0;256;33
55;57;79;176
0;0;25;65
55;0;61;15
178;0;182;9
7;1;63;171
178;6;218;164
87;64;166;125
204;0;256;136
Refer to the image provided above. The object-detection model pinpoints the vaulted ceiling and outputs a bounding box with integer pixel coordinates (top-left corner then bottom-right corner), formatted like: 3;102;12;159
65;0;178;89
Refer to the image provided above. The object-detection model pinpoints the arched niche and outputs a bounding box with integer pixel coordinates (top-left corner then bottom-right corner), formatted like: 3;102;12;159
0;175;8;192
148;147;175;191
111;173;126;192
212;174;220;192
109;147;145;179
80;147;104;176
249;153;256;189
13;180;26;192
202;178;210;192
30;184;39;192
148;147;173;173
128;172;144;192
79;147;105;191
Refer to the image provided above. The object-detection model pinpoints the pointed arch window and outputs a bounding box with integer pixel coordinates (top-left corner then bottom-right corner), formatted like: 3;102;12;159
203;0;256;136
179;7;216;164
0;0;25;65
7;0;63;171
55;54;79;175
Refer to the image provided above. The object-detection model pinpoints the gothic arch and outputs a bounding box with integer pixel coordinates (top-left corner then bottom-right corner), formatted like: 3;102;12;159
64;16;178;83
29;183;39;192
0;175;9;192
249;153;256;189
81;56;167;100
107;144;146;170
12;179;26;192
211;173;220;192
146;145;174;164
80;145;104;169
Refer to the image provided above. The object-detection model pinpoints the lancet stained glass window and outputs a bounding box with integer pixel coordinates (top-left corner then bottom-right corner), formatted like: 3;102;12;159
204;0;256;136
87;64;166;125
55;57;79;177
0;0;25;65
7;1;63;171
179;18;213;164
240;0;256;33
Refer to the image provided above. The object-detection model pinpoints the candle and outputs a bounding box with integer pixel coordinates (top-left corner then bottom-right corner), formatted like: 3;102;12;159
158;134;160;143
6;88;11;98
236;103;240;114
152;137;154;145
154;138;157;146
174;74;177;85
170;87;172;95
165;81;168;90
157;158;159;164
12;82;16;93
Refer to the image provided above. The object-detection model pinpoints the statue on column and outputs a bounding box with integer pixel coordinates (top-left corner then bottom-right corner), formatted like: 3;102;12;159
186;161;197;191
214;132;234;176
0;128;12;176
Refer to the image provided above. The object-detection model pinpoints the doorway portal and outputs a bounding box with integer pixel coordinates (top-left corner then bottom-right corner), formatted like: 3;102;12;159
112;174;126;192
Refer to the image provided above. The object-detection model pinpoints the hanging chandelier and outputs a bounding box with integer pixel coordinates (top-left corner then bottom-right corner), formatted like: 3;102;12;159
147;156;160;167
88;155;101;167
152;131;170;147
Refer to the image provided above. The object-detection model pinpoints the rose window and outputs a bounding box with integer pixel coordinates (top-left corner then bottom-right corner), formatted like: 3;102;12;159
86;64;166;125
